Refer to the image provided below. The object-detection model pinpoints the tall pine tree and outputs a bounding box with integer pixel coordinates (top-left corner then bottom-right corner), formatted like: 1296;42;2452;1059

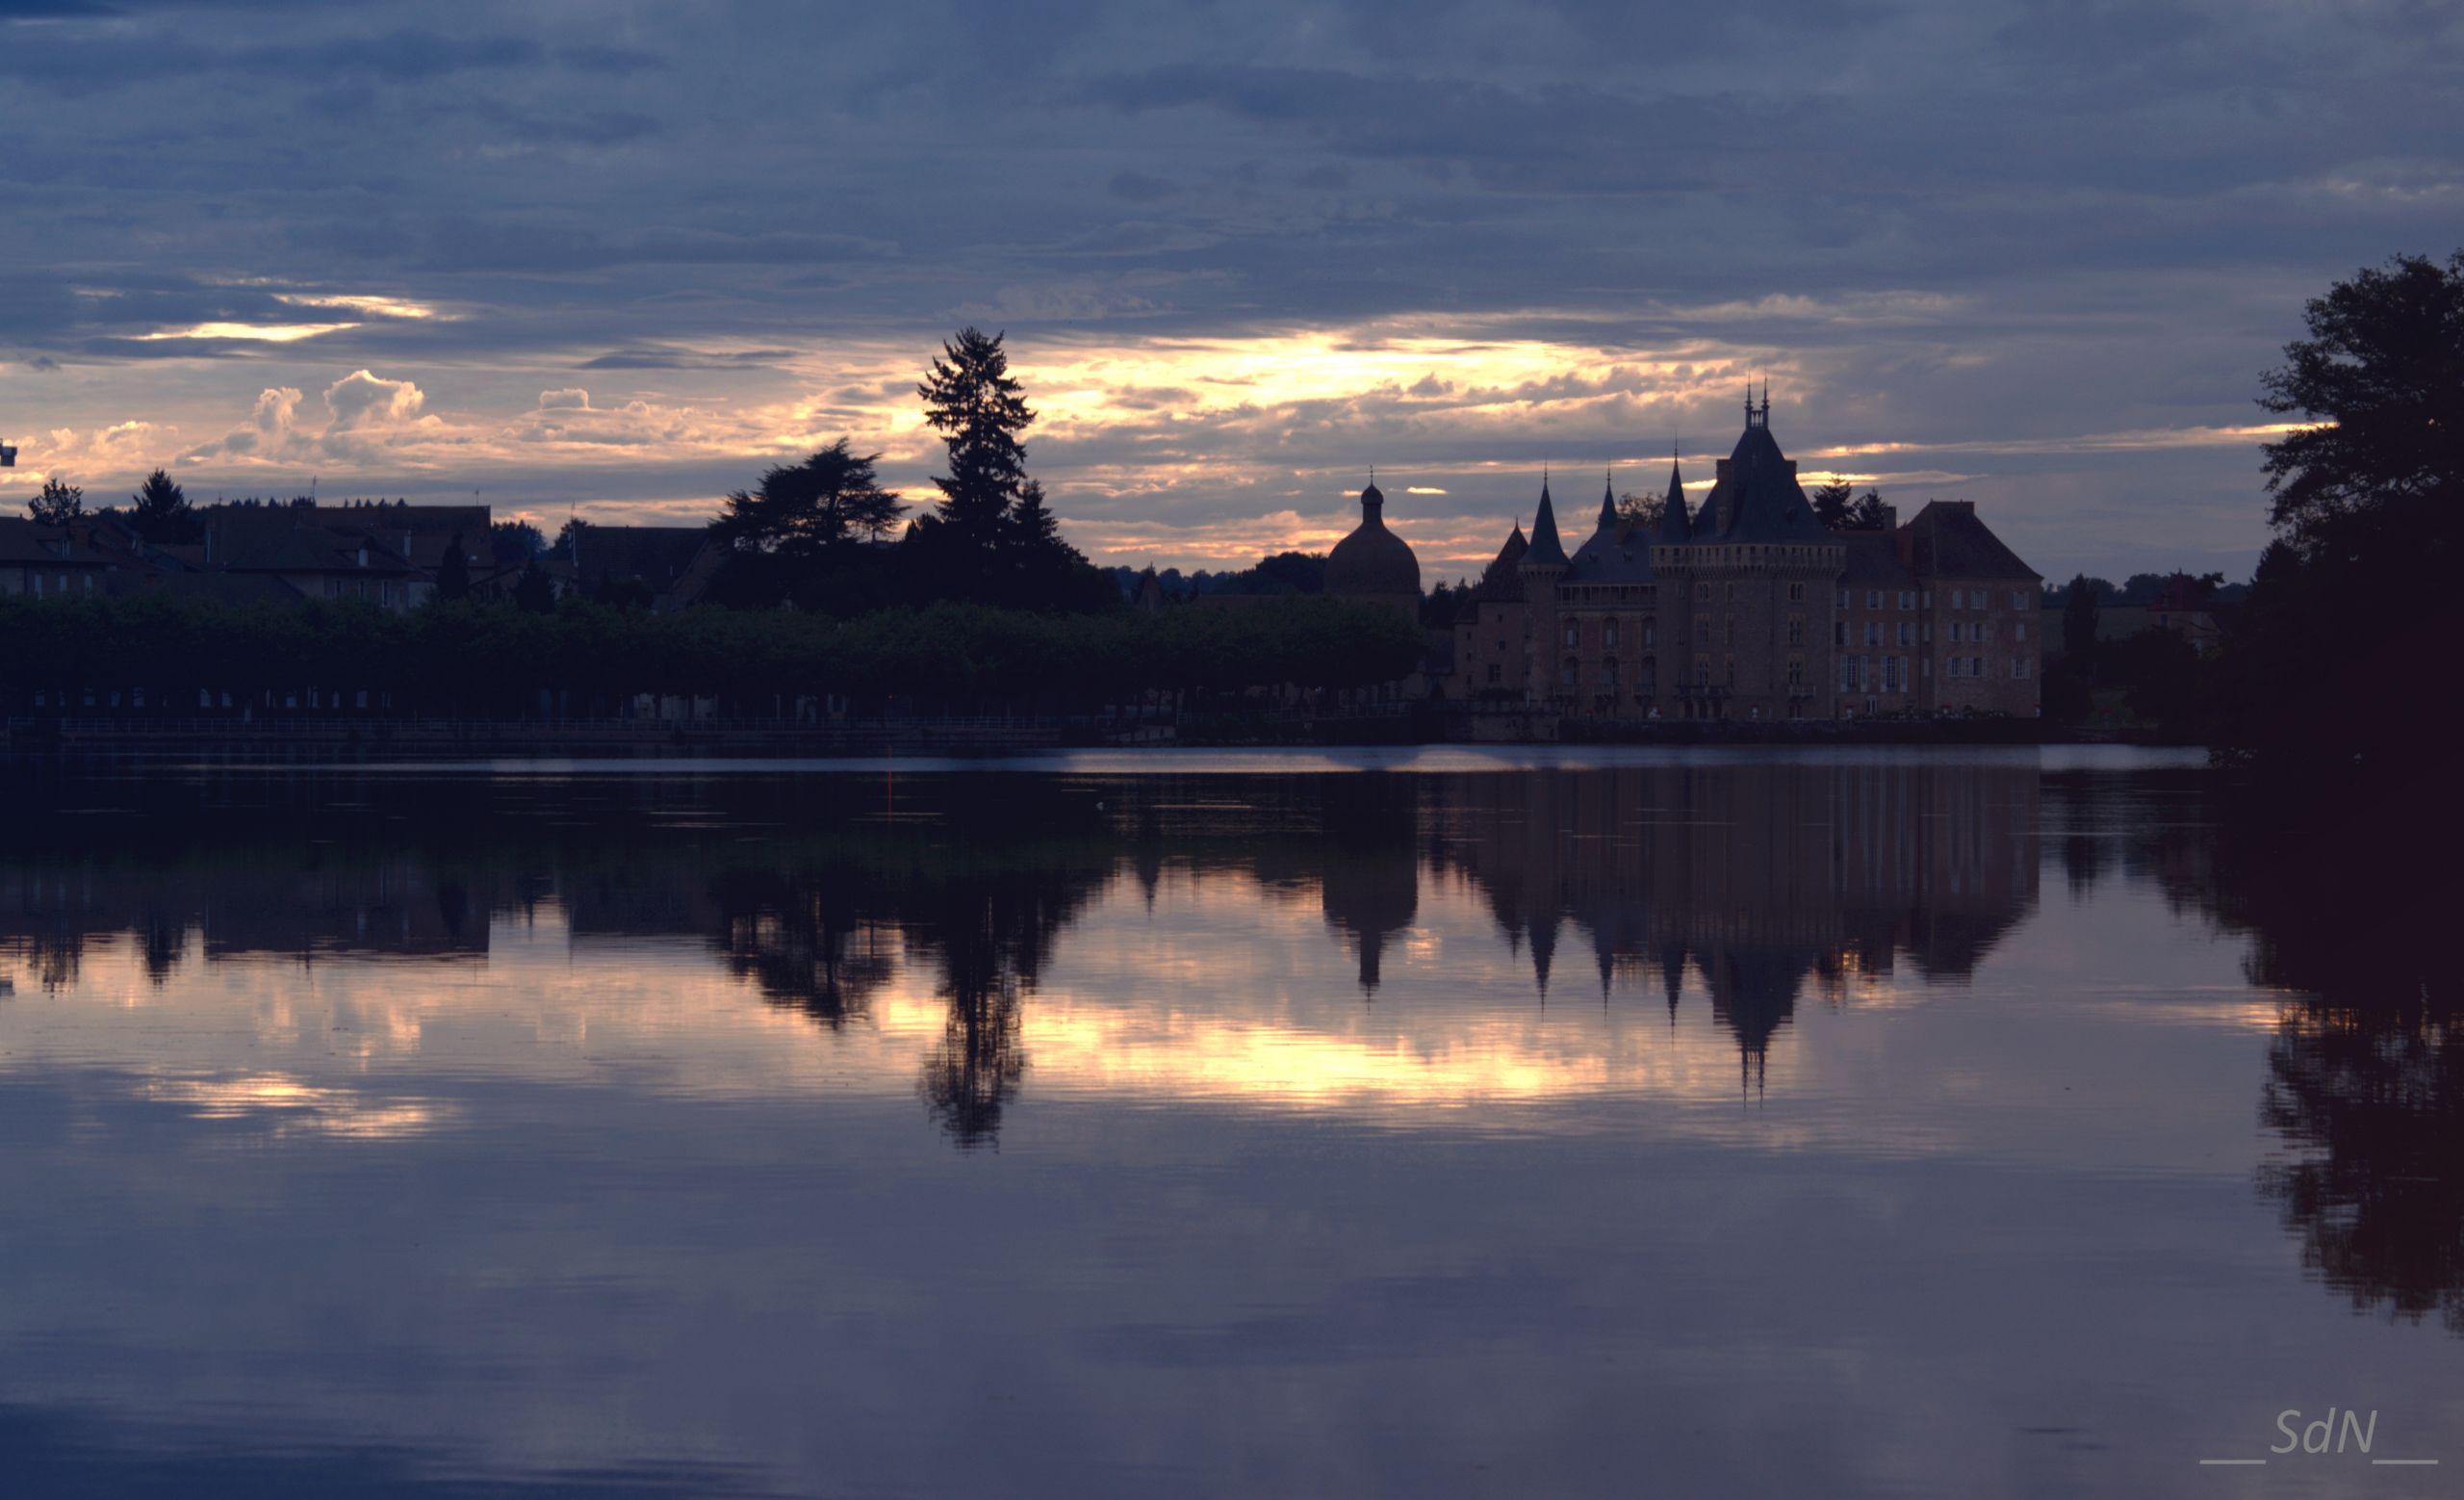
131;468;194;543
918;326;1033;548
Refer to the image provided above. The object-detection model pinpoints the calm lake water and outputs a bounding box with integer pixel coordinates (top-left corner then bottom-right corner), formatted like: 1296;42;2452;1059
1;747;2455;1498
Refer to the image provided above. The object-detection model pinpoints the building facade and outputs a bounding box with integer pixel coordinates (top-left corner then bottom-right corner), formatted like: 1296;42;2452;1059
1448;400;2042;720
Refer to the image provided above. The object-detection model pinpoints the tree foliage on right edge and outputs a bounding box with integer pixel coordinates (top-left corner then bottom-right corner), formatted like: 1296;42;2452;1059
2218;249;2464;807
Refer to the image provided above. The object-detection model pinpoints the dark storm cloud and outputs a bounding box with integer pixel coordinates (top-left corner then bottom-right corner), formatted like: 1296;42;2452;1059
1;0;2459;577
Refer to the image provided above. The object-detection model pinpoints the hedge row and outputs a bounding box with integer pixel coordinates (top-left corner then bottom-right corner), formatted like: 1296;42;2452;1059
0;594;1427;712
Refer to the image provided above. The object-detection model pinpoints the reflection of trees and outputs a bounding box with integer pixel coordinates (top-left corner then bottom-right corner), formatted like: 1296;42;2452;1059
708;868;896;1029
2261;1002;2464;1332
2224;816;2461;1335
898;849;1104;1148
2065;784;2464;1338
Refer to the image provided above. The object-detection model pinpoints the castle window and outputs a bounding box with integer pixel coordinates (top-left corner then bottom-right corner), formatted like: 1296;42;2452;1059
1644;623;1656;648
1486;664;1501;684
1604;621;1619;649
1560;658;1578;686
1898;622;1912;647
1834;620;1846;647
1696;582;1710;603
1564;622;1578;648
1899;590;1914;609
1866;589;1881;608
2013;590;2028;609
1922;589;1933;608
2015;621;2028;643
1972;656;1985;677
1864;621;1879;647
1788;582;1806;602
1786;616;1805;646
1836;588;1848;609
1787;658;1804;687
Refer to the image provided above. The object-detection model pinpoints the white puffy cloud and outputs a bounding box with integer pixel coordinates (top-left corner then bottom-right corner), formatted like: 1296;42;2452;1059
0;420;181;489
322;369;427;434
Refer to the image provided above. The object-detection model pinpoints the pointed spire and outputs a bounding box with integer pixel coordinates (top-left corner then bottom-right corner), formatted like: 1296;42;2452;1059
1596;468;1619;533
1655;448;1693;544
1523;472;1569;567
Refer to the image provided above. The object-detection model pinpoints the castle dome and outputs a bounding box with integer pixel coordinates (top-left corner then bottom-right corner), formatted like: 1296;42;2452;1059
1325;479;1422;605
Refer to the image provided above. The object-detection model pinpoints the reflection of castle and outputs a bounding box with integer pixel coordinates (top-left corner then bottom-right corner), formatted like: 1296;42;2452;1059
4;762;2040;1130
1424;763;2042;1084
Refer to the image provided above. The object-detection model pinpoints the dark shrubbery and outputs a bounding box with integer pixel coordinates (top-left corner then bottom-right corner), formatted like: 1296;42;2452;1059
0;593;1426;719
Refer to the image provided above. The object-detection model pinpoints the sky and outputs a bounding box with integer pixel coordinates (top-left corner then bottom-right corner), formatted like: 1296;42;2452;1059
1;0;2457;585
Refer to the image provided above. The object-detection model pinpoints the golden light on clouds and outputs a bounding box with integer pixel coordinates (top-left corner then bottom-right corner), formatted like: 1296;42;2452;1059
273;293;442;321
136;321;362;343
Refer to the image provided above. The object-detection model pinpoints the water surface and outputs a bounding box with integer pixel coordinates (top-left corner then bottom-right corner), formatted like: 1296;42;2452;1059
1;748;2453;1497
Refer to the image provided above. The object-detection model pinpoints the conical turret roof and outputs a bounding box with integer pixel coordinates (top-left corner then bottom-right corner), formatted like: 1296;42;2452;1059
1522;474;1569;568
1656;456;1692;544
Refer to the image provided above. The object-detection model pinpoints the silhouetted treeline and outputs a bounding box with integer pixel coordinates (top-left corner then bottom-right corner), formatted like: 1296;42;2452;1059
0;591;1426;717
2209;249;2463;808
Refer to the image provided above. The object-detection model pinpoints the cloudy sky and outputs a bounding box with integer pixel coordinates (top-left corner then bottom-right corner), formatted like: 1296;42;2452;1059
2;0;2456;582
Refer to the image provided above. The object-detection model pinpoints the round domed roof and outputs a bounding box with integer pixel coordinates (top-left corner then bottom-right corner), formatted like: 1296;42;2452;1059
1326;482;1421;599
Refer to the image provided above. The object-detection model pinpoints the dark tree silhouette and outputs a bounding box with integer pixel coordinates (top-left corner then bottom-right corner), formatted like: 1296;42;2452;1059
1008;477;1061;552
1615;490;1663;530
130;468;195;543
435;531;471;602
29;477;83;525
2062;572;2100;659
512;559;557;613
918;326;1034;546
491;520;546;564
1812;480;1889;531
2260;249;2464;546
2216;249;2464;796
712;439;903;558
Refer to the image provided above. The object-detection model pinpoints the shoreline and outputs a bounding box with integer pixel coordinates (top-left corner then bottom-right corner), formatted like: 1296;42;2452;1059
0;714;2202;762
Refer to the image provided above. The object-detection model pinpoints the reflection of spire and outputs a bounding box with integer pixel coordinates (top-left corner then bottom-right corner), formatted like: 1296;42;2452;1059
1529;914;1558;999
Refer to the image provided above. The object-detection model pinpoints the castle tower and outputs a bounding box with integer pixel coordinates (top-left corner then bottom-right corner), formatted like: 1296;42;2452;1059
1519;473;1570;706
1650;399;1842;721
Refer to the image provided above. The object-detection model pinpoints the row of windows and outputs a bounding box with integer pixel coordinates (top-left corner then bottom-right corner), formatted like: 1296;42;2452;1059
1945;657;2034;680
1838;656;1912;693
1557;658;1657;688
1561;620;1656;649
19;571;98;598
1834;586;2034;611
1838;588;1922;610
